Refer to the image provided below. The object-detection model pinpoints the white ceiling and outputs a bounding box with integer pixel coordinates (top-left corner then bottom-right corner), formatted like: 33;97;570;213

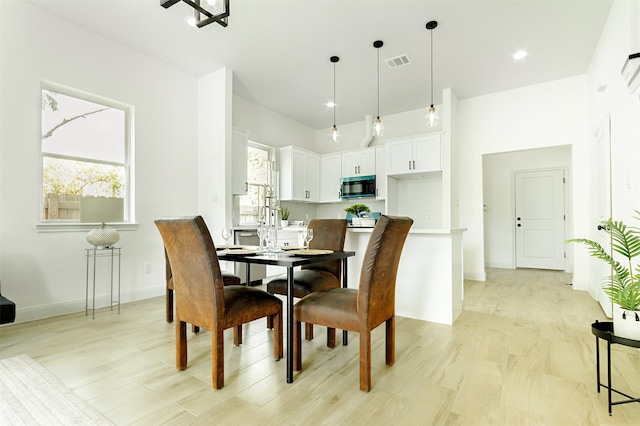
29;0;613;130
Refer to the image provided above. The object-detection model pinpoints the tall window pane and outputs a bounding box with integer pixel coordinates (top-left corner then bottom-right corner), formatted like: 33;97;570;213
41;86;130;221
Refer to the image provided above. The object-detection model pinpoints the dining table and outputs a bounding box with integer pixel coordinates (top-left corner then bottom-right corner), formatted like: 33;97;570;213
217;247;356;383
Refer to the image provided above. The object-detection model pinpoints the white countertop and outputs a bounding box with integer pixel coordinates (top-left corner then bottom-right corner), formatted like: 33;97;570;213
348;227;466;234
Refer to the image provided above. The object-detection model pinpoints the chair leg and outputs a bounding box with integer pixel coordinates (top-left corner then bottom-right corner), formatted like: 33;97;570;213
233;325;243;346
327;327;336;348
166;288;173;323
176;321;187;370
385;317;394;366
359;330;371;392
212;330;224;389
266;315;273;329
305;323;314;340
293;320;302;371
274;311;283;360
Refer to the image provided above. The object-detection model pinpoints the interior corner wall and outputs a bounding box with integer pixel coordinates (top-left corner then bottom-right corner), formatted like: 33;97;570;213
232;95;316;150
198;68;233;238
458;75;589;282
0;1;198;323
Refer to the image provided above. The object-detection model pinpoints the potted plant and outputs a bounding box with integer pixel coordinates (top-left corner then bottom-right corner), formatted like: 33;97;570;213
279;207;290;227
567;211;640;340
344;203;370;225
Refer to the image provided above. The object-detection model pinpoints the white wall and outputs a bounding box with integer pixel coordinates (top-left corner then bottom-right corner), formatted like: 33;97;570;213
575;0;640;294
458;76;589;281
0;1;199;322
483;146;572;269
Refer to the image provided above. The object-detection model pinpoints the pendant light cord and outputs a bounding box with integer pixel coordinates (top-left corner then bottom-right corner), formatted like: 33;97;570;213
333;61;336;125
377;47;380;117
430;28;434;106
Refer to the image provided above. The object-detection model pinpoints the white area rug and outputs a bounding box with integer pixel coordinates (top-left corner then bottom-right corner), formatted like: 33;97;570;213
0;354;111;425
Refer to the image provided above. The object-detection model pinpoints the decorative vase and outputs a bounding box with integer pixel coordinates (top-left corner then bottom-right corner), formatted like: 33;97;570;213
346;213;354;224
281;220;289;228
613;304;640;341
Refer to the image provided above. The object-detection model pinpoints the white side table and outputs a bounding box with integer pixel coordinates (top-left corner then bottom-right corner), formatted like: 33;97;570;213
85;247;121;319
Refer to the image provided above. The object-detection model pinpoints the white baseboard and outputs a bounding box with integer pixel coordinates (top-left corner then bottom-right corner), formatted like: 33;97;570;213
464;271;486;282
7;287;164;325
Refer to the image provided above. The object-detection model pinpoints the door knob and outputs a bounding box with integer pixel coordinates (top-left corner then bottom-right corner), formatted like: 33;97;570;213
517;217;521;221
517;224;521;227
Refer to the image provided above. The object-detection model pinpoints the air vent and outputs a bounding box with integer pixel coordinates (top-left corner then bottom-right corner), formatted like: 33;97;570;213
385;54;411;68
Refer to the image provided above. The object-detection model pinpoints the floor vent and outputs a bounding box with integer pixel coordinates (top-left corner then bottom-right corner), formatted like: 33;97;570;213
385;54;411;68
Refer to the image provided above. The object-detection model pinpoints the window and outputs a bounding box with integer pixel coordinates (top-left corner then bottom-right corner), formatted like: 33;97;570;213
40;84;132;223
238;142;273;224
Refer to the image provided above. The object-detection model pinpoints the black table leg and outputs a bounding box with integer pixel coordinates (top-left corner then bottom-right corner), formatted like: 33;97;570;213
607;339;612;416
245;261;250;286
342;258;348;346
286;266;294;383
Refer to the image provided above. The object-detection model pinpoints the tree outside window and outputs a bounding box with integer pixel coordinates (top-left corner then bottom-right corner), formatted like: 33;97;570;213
41;86;131;221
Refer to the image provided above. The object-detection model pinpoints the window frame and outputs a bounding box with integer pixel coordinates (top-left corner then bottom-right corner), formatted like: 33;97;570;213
36;81;136;233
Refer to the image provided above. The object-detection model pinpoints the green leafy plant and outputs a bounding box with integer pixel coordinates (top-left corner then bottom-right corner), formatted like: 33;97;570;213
279;207;290;220
344;203;370;216
566;211;640;310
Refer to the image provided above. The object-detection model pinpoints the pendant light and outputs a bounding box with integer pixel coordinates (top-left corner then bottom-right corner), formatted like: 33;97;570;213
330;56;340;143
426;20;438;127
373;40;384;136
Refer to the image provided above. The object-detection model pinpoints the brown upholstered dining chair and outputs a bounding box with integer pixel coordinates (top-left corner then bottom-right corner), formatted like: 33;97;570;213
293;215;413;392
155;215;283;389
266;219;348;342
165;249;241;333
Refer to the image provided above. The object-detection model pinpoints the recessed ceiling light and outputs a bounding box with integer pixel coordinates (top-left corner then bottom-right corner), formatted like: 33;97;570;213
513;50;528;60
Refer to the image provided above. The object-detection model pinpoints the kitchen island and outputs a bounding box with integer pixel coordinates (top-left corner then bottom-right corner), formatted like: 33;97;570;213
345;227;466;325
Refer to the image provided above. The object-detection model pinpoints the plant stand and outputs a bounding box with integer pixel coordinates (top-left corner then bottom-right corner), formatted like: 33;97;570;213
592;321;640;415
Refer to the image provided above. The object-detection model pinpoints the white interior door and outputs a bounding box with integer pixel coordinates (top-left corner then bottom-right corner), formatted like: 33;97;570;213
515;169;566;270
594;117;612;316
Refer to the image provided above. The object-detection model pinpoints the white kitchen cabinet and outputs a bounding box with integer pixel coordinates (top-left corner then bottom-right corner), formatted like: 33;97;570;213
279;146;320;202
375;147;386;200
341;148;376;177
320;153;342;202
232;128;248;195
386;133;440;176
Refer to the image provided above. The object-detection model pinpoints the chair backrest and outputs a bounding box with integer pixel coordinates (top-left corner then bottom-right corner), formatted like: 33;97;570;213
357;215;413;328
302;219;348;278
155;216;224;331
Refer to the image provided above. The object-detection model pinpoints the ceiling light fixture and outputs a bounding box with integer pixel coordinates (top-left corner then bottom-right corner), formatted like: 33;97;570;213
373;40;384;136
330;56;340;144
161;0;230;28
513;50;528;60
426;20;438;128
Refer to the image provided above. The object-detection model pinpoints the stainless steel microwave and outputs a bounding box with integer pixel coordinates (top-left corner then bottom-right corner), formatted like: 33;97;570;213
340;175;376;199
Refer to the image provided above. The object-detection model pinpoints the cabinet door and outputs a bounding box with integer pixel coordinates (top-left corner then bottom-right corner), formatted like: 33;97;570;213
321;153;342;202
305;152;320;202
341;151;360;177
386;138;413;175
232;129;248;195
413;134;441;172
359;149;376;176
291;149;307;200
375;147;386;200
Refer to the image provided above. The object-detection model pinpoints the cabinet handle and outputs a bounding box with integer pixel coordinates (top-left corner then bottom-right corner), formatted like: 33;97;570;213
413;160;416;169
409;160;411;170
245;182;248;192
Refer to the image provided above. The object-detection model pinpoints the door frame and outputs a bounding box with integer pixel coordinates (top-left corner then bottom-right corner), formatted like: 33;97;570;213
511;166;571;271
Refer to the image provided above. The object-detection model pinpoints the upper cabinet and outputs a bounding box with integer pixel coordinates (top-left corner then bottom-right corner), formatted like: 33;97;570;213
386;133;441;176
232;128;248;195
341;148;376;177
279;146;320;202
320;153;342;203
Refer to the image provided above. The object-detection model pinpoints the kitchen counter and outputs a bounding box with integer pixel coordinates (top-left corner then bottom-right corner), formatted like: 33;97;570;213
345;227;466;325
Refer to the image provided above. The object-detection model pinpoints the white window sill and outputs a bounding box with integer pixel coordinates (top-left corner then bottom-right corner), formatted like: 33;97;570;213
35;222;139;233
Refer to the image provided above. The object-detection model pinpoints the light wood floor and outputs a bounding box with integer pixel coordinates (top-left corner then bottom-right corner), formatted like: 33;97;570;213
2;268;640;425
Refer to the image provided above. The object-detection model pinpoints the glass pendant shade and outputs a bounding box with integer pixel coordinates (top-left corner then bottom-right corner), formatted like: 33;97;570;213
330;125;340;143
428;105;438;127
373;116;383;136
